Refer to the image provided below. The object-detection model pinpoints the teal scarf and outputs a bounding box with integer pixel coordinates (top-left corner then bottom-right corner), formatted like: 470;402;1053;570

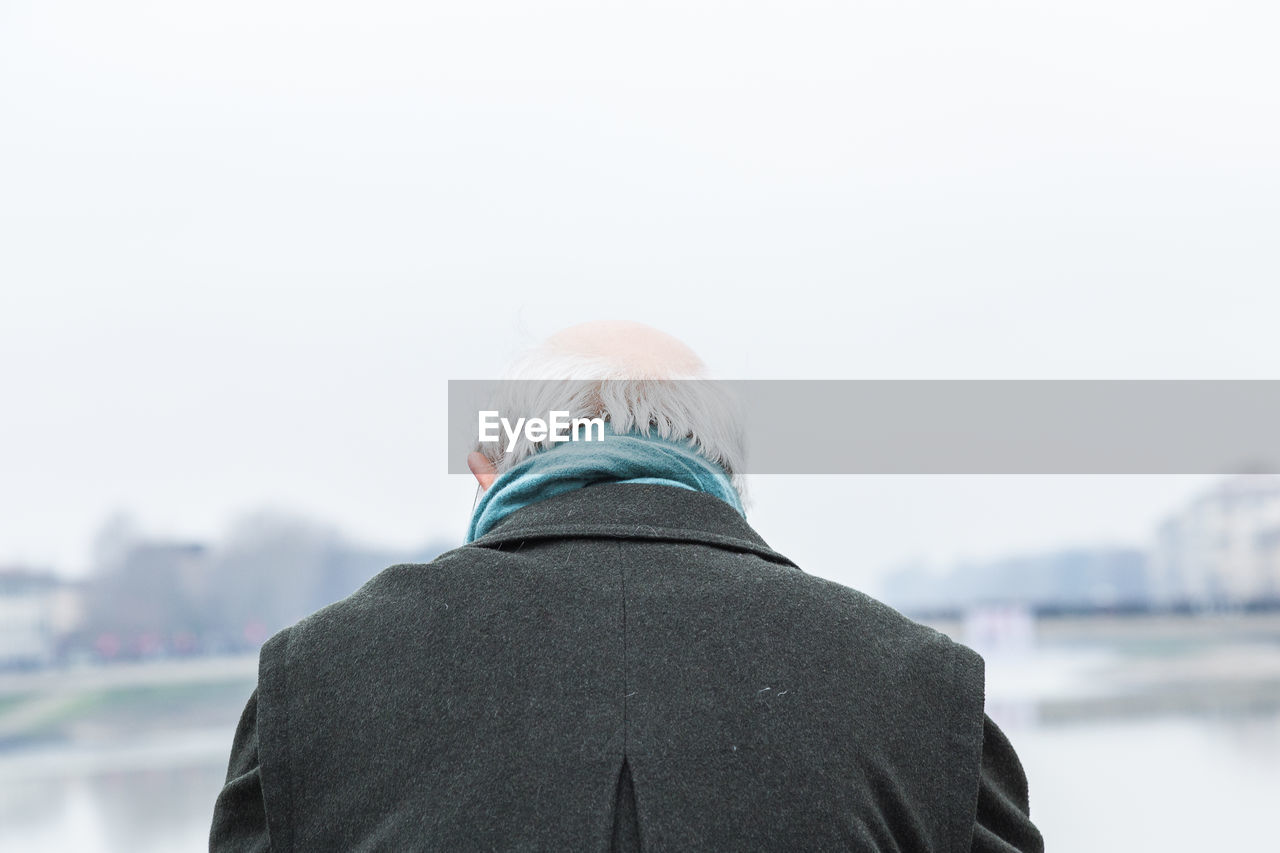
466;430;744;542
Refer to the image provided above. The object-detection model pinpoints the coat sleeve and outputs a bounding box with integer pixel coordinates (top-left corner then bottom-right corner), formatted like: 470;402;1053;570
210;687;272;852
970;714;1044;853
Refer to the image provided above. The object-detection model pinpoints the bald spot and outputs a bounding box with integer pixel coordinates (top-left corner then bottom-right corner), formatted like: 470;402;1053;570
545;320;705;378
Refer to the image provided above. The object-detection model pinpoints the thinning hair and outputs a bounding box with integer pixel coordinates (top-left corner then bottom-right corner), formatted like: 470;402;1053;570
472;343;748;502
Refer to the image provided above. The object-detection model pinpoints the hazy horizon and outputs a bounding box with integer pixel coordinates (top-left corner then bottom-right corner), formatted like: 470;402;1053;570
3;0;1276;591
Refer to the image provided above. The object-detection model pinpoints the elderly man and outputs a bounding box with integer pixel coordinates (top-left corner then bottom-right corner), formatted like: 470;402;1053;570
210;321;1043;852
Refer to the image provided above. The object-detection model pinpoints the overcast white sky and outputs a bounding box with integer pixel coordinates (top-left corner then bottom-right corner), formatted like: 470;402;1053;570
1;1;1275;591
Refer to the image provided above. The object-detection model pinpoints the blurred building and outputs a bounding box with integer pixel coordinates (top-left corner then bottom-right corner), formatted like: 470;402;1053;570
883;476;1280;615
1150;476;1280;608
84;540;213;658
880;547;1149;615
0;567;82;668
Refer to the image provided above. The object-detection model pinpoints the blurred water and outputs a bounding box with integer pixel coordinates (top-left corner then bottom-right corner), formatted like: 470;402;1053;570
1017;713;1280;852
0;759;223;853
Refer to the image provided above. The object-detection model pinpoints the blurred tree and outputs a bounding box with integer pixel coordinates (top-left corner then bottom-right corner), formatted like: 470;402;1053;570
79;508;452;658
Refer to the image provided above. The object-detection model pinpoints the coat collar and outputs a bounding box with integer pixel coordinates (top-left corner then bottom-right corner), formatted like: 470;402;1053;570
466;482;800;570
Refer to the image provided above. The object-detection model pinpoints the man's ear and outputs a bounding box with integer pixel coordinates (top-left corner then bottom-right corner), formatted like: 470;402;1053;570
467;452;498;492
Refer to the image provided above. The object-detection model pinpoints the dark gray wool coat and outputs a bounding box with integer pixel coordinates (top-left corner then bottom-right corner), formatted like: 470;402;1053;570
210;483;1043;852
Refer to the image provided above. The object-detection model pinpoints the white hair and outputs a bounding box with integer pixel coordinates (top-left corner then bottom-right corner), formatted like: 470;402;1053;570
473;343;749;503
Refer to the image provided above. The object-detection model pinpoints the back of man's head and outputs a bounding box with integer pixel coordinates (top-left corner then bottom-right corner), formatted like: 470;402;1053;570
470;320;748;501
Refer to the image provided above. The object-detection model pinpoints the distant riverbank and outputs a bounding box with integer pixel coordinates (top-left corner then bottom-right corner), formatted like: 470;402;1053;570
5;609;1280;759
0;654;257;755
